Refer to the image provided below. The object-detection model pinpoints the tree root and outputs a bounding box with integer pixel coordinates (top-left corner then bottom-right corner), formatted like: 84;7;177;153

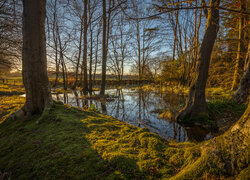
172;105;250;179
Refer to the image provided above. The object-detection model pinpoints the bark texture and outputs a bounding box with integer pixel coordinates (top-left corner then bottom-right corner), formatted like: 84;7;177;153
177;0;220;121
100;0;107;96
233;45;250;104
82;0;88;94
22;0;52;116
231;0;247;90
173;104;250;179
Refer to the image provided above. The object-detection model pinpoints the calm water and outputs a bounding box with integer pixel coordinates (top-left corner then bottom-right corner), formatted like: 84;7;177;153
52;87;215;142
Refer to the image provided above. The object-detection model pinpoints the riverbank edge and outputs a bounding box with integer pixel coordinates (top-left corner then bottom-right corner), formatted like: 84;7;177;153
0;98;248;179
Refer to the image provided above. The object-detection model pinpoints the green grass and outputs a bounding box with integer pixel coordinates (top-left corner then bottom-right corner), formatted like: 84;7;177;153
178;99;246;127
207;98;246;116
0;101;202;179
0;84;247;179
0;84;25;96
0;95;25;122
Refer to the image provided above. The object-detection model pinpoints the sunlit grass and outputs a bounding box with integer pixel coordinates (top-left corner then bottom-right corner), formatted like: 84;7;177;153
0;84;24;95
0;102;201;179
0;83;247;179
141;84;234;99
0;95;25;123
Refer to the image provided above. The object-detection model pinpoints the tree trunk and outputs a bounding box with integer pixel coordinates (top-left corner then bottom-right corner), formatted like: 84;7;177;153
57;26;67;90
136;20;141;83
89;24;93;94
82;0;88;95
173;103;250;179
231;0;246;90
52;0;59;87
93;29;100;82
233;44;250;104
73;15;84;89
177;0;220;121
21;0;52;116
100;0;107;96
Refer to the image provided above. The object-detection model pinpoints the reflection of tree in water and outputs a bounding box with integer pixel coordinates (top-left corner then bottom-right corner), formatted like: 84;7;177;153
80;91;88;109
131;89;155;127
101;99;107;114
54;87;216;142
108;88;125;119
55;94;60;101
73;90;79;107
159;90;187;141
185;127;211;142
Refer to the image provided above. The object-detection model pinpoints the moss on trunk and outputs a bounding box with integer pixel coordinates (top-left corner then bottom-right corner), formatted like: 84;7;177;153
172;104;249;179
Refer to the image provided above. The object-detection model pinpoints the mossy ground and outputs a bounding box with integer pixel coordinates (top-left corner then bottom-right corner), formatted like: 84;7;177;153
0;98;200;179
0;84;247;179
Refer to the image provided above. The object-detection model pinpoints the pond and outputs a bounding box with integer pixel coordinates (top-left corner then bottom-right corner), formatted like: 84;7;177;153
52;87;217;142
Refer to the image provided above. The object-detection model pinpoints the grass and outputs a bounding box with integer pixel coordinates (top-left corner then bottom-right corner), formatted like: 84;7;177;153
141;84;234;99
176;99;246;129
0;83;247;179
0;100;202;179
0;84;24;96
0;95;25;122
207;99;246;116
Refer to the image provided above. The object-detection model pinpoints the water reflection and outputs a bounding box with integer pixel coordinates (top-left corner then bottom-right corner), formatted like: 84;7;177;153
52;87;215;142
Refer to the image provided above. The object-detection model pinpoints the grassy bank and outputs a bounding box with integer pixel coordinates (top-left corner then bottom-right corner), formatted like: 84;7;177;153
0;100;197;179
0;99;248;179
0;84;248;179
141;84;234;99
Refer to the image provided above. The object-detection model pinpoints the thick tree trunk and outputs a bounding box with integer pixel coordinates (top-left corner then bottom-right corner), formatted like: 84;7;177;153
233;44;250;104
100;0;107;96
173;104;250;179
82;0;88;95
21;0;52;116
177;0;220;121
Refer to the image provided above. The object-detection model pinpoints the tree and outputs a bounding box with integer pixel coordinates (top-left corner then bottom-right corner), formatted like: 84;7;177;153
233;43;250;104
0;0;22;73
231;0;247;90
19;0;52;117
73;12;84;89
177;0;220;120
100;0;107;96
82;0;88;94
173;103;249;179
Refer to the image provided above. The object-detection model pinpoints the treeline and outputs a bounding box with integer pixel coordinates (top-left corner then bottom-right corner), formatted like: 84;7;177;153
0;0;249;96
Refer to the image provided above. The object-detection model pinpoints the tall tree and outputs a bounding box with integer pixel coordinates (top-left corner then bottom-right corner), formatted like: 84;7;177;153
231;0;247;90
100;0;107;96
233;43;250;104
73;14;84;89
82;0;88;94
21;0;52;116
177;0;220;120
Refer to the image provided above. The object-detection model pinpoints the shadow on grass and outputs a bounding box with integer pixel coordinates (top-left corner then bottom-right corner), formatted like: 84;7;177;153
0;102;165;179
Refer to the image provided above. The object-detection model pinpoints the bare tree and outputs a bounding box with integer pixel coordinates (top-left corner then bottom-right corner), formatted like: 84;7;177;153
82;0;88;94
100;0;107;95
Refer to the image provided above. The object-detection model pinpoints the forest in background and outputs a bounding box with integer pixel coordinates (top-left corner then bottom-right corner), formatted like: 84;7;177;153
1;0;249;90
